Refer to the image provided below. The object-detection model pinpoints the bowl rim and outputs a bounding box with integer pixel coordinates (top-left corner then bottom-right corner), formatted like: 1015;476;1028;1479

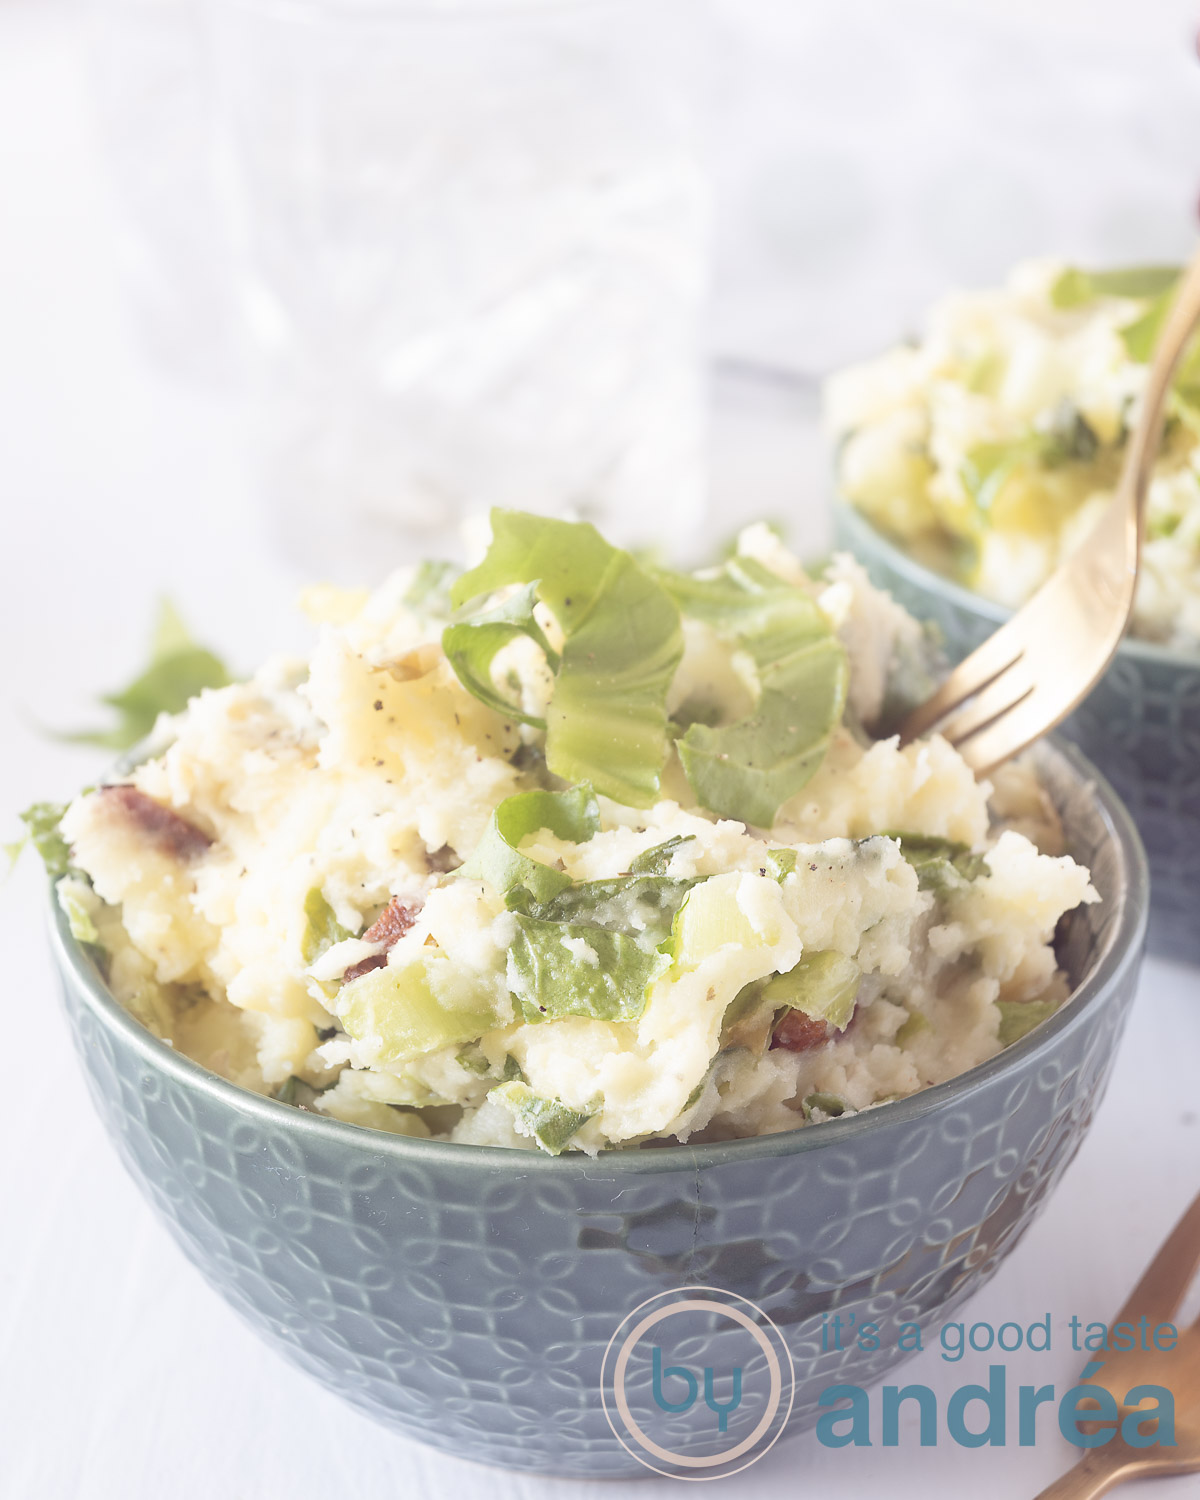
50;739;1148;1177
832;498;1200;672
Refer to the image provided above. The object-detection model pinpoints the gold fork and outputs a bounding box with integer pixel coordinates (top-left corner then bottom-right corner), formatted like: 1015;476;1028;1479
899;250;1200;773
1034;1190;1200;1498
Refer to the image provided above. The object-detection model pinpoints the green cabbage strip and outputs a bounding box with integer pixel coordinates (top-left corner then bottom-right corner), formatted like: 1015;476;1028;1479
301;888;353;965
510;873;697;953
442;581;559;727
724;949;861;1038
462;785;600;903
507;916;669;1025
403;559;460;617
56;598;231;750
1049;264;1180;309
658;556;848;826
628;834;694;876
445;511;684;808
490;1080;593;1154
1046;265;1200;416
885;832;988;893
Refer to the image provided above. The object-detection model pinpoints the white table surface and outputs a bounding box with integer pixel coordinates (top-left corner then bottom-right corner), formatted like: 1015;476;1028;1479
2;5;1199;1497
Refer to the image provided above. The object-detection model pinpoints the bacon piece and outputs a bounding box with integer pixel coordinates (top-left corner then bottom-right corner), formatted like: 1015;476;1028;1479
342;897;421;983
101;785;212;861
770;1010;832;1053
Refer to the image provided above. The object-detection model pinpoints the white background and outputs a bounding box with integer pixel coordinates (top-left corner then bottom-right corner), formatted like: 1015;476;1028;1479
2;2;1200;1497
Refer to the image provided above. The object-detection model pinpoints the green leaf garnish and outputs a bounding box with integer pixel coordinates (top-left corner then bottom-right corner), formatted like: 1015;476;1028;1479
658;556;848;826
442;580;560;727
1049;264;1180;309
628;835;694;877
301;888;353;965
886;832;988;892
996;997;1060;1047
462;785;599;904
57;882;99;945
57;599;231;750
447;511;684;808
490;1080;592;1155
507;915;668;1025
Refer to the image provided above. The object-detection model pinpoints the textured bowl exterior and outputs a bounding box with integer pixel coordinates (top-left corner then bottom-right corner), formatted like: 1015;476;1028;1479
834;501;1200;965
53;743;1146;1477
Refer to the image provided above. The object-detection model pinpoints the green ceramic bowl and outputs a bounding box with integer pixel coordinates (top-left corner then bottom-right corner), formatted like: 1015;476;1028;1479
833;500;1200;965
52;740;1147;1477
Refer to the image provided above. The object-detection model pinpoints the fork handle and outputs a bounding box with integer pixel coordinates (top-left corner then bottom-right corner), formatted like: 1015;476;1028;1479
1033;1445;1147;1500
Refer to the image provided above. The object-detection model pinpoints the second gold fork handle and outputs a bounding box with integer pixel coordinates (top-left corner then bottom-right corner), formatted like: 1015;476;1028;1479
1033;1441;1157;1500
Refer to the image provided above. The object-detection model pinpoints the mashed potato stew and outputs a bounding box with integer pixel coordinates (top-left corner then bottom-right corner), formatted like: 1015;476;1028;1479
52;512;1096;1154
828;259;1200;646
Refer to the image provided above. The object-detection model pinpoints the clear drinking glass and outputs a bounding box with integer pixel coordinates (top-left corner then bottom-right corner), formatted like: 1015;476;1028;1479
87;0;236;384
208;0;710;575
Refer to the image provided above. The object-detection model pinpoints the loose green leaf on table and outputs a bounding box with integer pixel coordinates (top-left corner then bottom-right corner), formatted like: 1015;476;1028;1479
56;598;232;750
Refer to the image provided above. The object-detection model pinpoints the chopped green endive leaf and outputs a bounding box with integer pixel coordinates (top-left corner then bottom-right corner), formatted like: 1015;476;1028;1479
960;410;1099;518
996;998;1060;1047
511;874;696;953
462;784;599;903
802;1092;849;1120
338;956;499;1065
659;556;848;826
760;950;861;1030
456;1042;492;1075
11;801;73;878
764;848;797;882
442;580;560;727
301;888;353;965
886;832;988;892
56;598;232;751
403;559;459;616
1049;264;1179;309
490;1080;592;1155
447;510;684;807
628;834;694;877
507;914;668;1025
275;1075;302;1105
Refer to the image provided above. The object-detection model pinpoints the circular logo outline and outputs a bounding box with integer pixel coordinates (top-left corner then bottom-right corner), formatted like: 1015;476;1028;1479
600;1285;796;1481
